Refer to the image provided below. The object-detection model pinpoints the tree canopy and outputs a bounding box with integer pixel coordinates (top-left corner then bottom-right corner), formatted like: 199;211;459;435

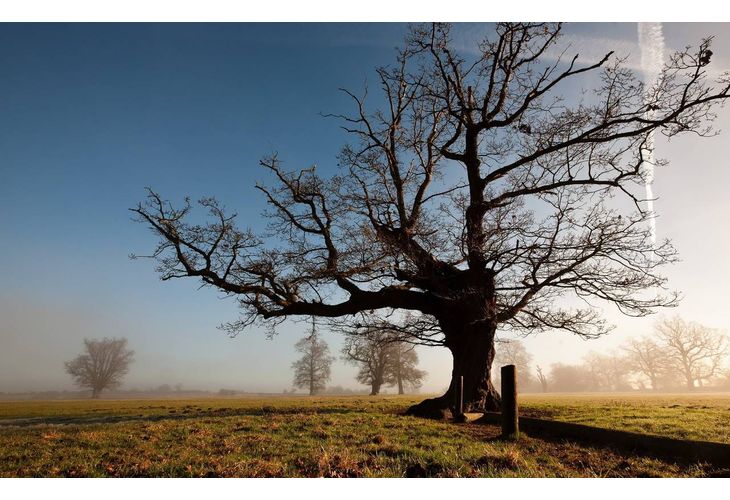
133;23;730;415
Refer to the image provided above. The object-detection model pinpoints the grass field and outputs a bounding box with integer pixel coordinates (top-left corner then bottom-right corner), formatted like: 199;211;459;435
519;393;730;444
1;394;728;478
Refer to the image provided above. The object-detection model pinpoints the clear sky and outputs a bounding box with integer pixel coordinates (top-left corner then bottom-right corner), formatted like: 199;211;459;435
1;23;729;393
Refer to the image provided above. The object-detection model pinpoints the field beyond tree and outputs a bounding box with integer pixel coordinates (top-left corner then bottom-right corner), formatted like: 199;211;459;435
1;394;729;478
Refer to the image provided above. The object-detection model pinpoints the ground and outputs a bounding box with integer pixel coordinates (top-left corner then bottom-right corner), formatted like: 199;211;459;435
520;393;730;444
0;393;728;477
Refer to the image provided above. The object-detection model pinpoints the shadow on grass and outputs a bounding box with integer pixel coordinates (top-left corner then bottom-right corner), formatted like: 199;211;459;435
475;413;730;470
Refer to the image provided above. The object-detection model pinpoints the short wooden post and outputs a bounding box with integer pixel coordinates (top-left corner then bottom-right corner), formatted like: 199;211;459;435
501;364;519;438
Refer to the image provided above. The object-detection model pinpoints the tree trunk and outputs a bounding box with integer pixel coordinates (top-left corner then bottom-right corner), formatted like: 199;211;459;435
370;380;382;396
91;387;100;399
397;376;404;395
406;318;501;418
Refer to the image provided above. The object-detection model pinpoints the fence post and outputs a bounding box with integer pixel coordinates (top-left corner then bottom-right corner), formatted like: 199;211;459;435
501;364;519;438
452;375;465;422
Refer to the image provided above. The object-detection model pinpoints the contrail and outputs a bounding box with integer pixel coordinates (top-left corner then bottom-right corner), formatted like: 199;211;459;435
637;23;665;248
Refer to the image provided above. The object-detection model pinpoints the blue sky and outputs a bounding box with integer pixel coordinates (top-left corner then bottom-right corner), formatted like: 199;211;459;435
1;23;729;393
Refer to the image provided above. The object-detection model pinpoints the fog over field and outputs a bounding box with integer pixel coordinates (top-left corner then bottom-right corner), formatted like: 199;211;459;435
1;22;729;395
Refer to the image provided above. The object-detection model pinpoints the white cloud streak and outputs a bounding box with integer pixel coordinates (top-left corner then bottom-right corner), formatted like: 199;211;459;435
638;22;665;248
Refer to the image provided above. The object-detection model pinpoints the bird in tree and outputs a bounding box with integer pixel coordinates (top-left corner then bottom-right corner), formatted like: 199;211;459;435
132;23;730;417
65;338;134;399
292;320;335;395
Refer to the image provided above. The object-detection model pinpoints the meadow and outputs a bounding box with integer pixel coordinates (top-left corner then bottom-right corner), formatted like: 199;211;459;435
1;393;728;478
520;393;730;444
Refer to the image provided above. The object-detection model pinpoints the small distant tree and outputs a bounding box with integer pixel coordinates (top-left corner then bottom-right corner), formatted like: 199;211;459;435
583;351;632;391
342;327;426;395
494;339;533;387
292;320;335;395
655;316;728;390
342;328;394;395
64;338;134;398
622;336;668;391
535;365;548;393
389;341;427;394
549;363;592;392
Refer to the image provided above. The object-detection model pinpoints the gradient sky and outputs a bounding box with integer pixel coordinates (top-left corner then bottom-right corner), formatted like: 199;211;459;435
1;23;729;393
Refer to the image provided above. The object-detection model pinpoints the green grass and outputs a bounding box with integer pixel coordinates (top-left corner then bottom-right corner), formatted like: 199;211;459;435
519;392;730;444
0;394;727;477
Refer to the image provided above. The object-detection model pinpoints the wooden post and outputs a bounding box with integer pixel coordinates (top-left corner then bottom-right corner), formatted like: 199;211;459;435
452;375;465;422
501;364;519;438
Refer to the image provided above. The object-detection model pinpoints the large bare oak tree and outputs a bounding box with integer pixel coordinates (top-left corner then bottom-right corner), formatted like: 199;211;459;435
132;23;729;416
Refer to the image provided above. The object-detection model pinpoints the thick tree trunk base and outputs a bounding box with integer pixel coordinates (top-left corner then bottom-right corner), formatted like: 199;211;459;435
405;315;502;420
405;394;453;420
405;386;501;420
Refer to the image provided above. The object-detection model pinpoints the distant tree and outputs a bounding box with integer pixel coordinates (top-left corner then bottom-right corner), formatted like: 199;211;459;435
719;369;730;390
654;316;728;390
292;320;335;395
342;327;426;395
494;339;533;387
583;351;632;391
548;363;592;392
64;338;134;398
342;328;394;395
388;341;427;394
622;336;668;390
535;365;548;393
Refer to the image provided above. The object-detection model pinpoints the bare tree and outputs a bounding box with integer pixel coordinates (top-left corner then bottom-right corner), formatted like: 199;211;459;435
389;341;427;394
341;327;394;395
64;338;134;398
654;316;728;390
342;326;426;395
548;363;592;392
292;320;334;395
622;336;668;390
132;23;730;416
494;339;533;387
535;365;548;393
583;351;632;391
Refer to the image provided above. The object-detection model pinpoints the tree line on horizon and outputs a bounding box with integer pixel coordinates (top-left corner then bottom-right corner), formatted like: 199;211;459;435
496;316;729;393
290;320;426;396
60;315;726;399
